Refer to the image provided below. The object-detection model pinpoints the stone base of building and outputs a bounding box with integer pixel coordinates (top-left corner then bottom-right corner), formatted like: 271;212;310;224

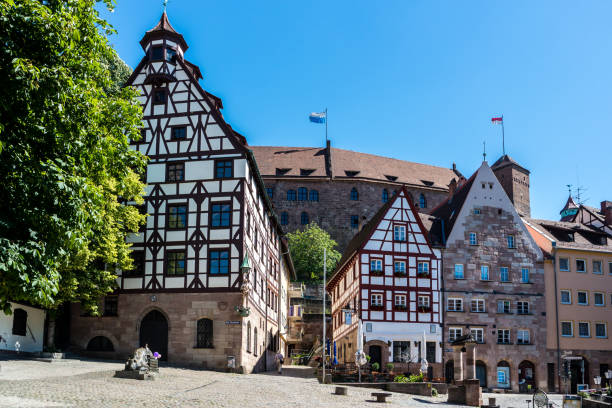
70;292;281;373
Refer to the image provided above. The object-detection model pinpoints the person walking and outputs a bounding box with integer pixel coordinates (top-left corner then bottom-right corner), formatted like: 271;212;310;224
275;351;284;375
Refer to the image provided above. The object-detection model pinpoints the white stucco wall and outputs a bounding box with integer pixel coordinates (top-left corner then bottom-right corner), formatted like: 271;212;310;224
0;302;46;353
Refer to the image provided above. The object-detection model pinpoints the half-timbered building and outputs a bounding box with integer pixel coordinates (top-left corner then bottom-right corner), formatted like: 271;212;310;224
327;187;443;377
70;13;294;373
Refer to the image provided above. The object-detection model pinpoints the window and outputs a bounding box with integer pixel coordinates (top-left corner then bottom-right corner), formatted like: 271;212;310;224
265;188;273;199
471;328;484;343
517;301;529;315
196;318;214;348
382;189;389;203
497;300;511;314
151;46;164;60
394;294;406;307
247;322;251;353
209;250;229;274
370;259;382;273
286;190;296;201
12;309;27;336
215;160;233;179
394;261;406;275
371;293;383;307
418;295;430;310
561;321;573;337
521;268;530;283
350;215;359;229
559;258;570;271
593;260;602;274
499;267;510;282
609;262;612;275
126;250;145;277
309;190;319;201
419;194;427;208
280;212;288;225
469;232;478;245
497;329;511;344
165;47;176;62
454;264;464;279
517;330;530;345
447;298;463;312
473;208;481;215
166;251;186;275
167;204;187;229
211;203;231;227
393;341;410;362
153;89;167;104
594;292;604;306
507;235;515;249
449;327;462;342
480;266;490;281
578;322;590;337
577;291;588;305
576;259;586;273
297;187;308;201
471;299;485;313
417;262;429;276
103;296;118;316
171;126;187;140
595;323;607;338
300;212;309;225
350;188;359;201
394;225;406;242
560;290;571;304
167;162;185;182
87;336;114;351
253;328;258;356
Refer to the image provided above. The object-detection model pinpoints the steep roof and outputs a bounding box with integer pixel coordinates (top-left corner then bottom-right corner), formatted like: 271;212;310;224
524;218;612;254
250;145;462;190
559;195;579;221
490;154;530;174
140;12;189;51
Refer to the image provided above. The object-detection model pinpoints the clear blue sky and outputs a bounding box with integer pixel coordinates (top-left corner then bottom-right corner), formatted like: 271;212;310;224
101;1;611;220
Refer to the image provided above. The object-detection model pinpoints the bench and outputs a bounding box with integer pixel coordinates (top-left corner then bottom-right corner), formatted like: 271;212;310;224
371;392;392;403
335;386;347;395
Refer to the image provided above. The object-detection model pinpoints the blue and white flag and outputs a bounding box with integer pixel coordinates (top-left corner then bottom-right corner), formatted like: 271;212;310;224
309;111;326;124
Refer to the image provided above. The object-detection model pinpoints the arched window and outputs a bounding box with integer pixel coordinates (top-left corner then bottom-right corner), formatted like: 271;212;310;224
12;308;27;336
286;190;296;201
268;329;274;351
247;322;252;353
196;318;214;348
350;188;359;201
309;190;319;202
301;212;309;225
419;194;427;208
280;212;289;225
382;189;389;203
297;187;308;201
254;328;258;356
86;336;114;352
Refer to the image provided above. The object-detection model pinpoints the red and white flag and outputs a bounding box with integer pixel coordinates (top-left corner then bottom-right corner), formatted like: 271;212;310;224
491;116;503;124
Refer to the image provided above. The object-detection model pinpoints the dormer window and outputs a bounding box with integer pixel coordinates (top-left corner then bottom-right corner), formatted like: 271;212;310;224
165;47;177;63
345;170;360;177
151;46;164;61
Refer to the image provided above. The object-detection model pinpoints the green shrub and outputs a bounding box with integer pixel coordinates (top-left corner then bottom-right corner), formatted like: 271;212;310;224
408;373;424;382
371;362;380;372
578;391;589;399
393;375;408;383
386;363;394;372
432;388;439;397
366;355;371;362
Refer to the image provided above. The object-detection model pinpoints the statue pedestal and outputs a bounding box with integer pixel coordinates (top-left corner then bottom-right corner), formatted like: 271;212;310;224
114;370;157;381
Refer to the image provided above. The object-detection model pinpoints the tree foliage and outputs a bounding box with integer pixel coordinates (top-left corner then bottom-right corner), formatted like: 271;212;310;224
0;0;146;314
286;223;341;281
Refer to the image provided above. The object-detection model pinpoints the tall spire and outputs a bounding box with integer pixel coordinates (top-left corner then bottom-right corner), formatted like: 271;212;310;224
139;11;188;51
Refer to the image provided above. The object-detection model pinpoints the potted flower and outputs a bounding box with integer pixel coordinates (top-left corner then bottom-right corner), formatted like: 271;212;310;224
370;269;384;277
417;305;431;313
234;305;251;317
394;304;407;311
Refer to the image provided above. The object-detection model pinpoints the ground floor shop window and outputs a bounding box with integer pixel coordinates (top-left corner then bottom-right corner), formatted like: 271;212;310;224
393;341;410;362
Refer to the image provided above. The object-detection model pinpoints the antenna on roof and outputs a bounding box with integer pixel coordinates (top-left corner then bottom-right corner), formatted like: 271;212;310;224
566;184;572;196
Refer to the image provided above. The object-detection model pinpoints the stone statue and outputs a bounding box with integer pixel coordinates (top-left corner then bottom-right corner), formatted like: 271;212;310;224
125;345;153;371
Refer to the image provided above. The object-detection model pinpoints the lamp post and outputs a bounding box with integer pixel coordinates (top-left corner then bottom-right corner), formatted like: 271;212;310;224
594;376;601;392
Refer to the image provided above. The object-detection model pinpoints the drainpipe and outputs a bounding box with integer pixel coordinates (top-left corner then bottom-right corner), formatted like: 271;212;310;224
439;219;446;379
551;242;561;393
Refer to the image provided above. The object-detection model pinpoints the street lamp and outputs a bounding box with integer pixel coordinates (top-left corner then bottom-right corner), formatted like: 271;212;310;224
594;376;601;391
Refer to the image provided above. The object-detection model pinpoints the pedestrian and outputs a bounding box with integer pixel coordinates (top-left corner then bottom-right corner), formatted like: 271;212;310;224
275;351;284;374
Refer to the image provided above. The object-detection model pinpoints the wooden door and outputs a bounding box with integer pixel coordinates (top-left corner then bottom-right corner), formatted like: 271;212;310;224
369;345;382;368
139;310;168;361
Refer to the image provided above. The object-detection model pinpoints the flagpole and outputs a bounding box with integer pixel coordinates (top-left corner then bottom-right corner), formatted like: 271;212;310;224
501;114;505;155
325;108;328;143
322;247;327;383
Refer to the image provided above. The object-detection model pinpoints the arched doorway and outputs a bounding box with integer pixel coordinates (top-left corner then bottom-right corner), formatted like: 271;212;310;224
518;360;536;392
139;310;168;361
496;361;511;389
476;360;487;387
566;357;589;394
445;360;454;383
369;345;382;368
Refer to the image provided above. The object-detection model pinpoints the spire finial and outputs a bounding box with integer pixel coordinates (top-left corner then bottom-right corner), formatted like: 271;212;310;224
483;140;486;161
567;184;572;196
163;0;168;12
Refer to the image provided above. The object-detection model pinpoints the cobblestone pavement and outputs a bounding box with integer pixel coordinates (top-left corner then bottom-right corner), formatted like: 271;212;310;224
0;358;564;408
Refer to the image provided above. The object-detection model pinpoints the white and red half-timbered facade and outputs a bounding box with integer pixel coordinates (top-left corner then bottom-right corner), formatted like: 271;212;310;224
70;13;294;373
327;187;442;376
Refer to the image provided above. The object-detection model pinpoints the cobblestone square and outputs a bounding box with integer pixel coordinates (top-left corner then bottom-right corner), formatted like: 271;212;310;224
0;358;564;408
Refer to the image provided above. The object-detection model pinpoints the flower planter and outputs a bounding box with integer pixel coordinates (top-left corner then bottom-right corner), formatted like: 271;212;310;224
370;271;384;277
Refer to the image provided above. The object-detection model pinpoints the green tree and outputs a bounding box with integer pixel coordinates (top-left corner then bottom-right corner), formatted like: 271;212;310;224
0;0;146;316
287;223;341;281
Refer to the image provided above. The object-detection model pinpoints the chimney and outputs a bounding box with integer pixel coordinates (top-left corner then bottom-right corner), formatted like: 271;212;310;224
448;178;457;197
601;200;612;226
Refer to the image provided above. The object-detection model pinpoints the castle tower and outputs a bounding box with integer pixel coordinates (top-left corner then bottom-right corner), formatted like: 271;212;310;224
491;155;531;217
